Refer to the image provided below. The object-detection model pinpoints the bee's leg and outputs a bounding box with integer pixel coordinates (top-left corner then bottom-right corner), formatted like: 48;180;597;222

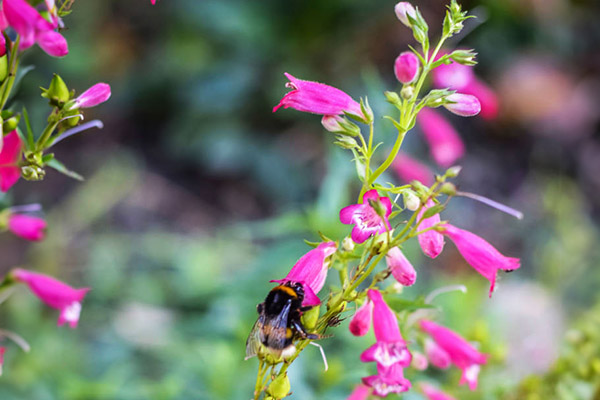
299;305;313;312
291;318;319;340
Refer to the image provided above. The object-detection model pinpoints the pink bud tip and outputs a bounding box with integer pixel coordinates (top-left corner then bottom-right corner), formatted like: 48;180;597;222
8;214;47;241
394;2;416;27
443;94;481;117
394;52;420;84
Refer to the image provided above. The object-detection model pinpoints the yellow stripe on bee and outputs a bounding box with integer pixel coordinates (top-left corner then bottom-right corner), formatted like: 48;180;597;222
286;328;293;338
274;285;298;298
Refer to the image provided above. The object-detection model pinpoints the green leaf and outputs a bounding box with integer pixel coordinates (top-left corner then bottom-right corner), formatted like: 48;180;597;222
422;203;445;219
385;295;435;312
46;158;84;181
22;107;35;149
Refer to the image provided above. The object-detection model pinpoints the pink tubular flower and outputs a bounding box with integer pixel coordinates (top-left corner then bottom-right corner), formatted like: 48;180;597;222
443;93;481;117
417;108;465;168
386;247;416;286
394;2;416;27
3;0;68;57
440;223;521;297
394;52;420;84
13;268;90;328
392;153;434;186
420;320;488;390
7;214;46;241
349;299;373;337
421;383;457;400
340;190;392;244
69;83;112;110
273;73;364;118
347;384;371;400
362;362;411;397
271;241;337;307
0;131;23;192
0;347;4;375
411;351;428;371
425;338;451;369
360;289;411;368
416;200;445;258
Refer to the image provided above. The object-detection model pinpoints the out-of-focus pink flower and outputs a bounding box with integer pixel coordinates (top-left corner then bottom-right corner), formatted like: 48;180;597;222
433;60;499;120
394;51;419;84
421;383;457;400
151;0;156;4
394;2;416;27
271;242;337;307
392;153;434;186
363;362;411;396
411;351;428;371
347;384;371;400
417;108;465;168
0;347;5;376
425;338;451;369
0;131;23;192
349;299;373;337
420;320;488;390
69;83;111;110
360;289;411;368
443;94;481;117
340;190;392;244
7;214;46;241
3;0;68;57
13;268;90;328
440;223;521;297
0;6;8;31
273;73;364;118
386;247;417;286
416;200;445;258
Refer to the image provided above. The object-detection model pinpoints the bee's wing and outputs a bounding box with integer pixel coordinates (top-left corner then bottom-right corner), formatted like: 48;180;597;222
245;313;265;360
262;301;292;350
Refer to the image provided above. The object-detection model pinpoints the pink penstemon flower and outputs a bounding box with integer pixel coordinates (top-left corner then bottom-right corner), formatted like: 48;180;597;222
7;214;47;241
348;298;373;337
0;130;23;193
394;51;420;84
392;152;434;186
420;319;488;390
417;108;465;168
340;190;392;244
420;383;457;400
271;241;337;306
443;93;481;117
386;246;417;286
68;83;112;110
273;73;365;119
12;268;91;328
416;200;445;259
440;223;521;297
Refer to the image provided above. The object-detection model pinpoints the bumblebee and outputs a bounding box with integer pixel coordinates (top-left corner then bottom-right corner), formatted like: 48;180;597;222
245;281;318;360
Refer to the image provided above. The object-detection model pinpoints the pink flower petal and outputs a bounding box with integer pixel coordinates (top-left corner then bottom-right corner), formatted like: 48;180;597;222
417;200;445;258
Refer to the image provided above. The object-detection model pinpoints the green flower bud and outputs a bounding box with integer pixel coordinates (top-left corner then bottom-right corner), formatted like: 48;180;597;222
403;190;420;211
400;86;414;100
450;49;478;66
44;74;70;104
342;237;354;252
334;135;358;150
301;305;320;330
445;165;462;178
21;166;45;181
385;91;402;106
267;373;290;399
0;55;7;83
3;115;20;133
439;182;457;196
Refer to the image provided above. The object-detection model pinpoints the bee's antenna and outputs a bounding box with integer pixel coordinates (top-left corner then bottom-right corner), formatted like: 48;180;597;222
309;342;328;372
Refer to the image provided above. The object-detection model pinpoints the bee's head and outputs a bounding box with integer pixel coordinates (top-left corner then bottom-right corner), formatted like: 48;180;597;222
286;281;305;300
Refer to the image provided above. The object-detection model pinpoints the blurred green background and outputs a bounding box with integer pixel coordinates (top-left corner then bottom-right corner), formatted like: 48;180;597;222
0;0;599;398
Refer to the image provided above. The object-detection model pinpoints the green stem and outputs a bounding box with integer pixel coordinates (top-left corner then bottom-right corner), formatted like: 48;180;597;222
36;119;61;152
0;36;21;111
254;360;267;400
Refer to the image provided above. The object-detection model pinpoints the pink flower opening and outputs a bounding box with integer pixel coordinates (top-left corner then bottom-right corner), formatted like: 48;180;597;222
340;190;392;244
440;223;521;297
386;247;417;286
362;362;411;397
394;51;420;84
271;241;337;307
13;268;90;328
273;73;364;118
349;299;373;337
420;320;488;390
392;153;434;186
416;200;445;259
417;108;465;168
0;131;23;192
8;214;47;241
421;383;457;400
70;83;112;110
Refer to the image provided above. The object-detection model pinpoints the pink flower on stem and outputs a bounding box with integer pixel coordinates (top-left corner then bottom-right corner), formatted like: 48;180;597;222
271;241;337;307
340;190;392;244
421;383;457;400
392;153;434;186
69;83;112;110
443;93;481;117
440;223;521;297
360;289;411;368
425;338;451;369
273;73;364;119
7;214;46;241
420;320;488;390
386;247;417;286
362;362;411;396
349;299;373;337
3;0;68;57
12;268;90;328
394;51;420;84
416;200;445;259
347;384;371;400
0;131;23;192
417;108;465;168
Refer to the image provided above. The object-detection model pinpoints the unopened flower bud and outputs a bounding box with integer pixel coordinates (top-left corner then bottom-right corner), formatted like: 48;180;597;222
385;91;402;106
450;49;477;66
334;135;358;150
301;305;320;330
394;2;416;27
403;190;420;211
439;182;457;196
3;115;19;133
267;373;291;399
321;115;344;133
342;236;355;252
411;351;428;371
443;93;481;117
0;55;7;83
46;74;70;103
445;165;462;177
21;166;45;181
349;300;373;337
386;247;417;286
400;86;414;100
394;51;420;84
